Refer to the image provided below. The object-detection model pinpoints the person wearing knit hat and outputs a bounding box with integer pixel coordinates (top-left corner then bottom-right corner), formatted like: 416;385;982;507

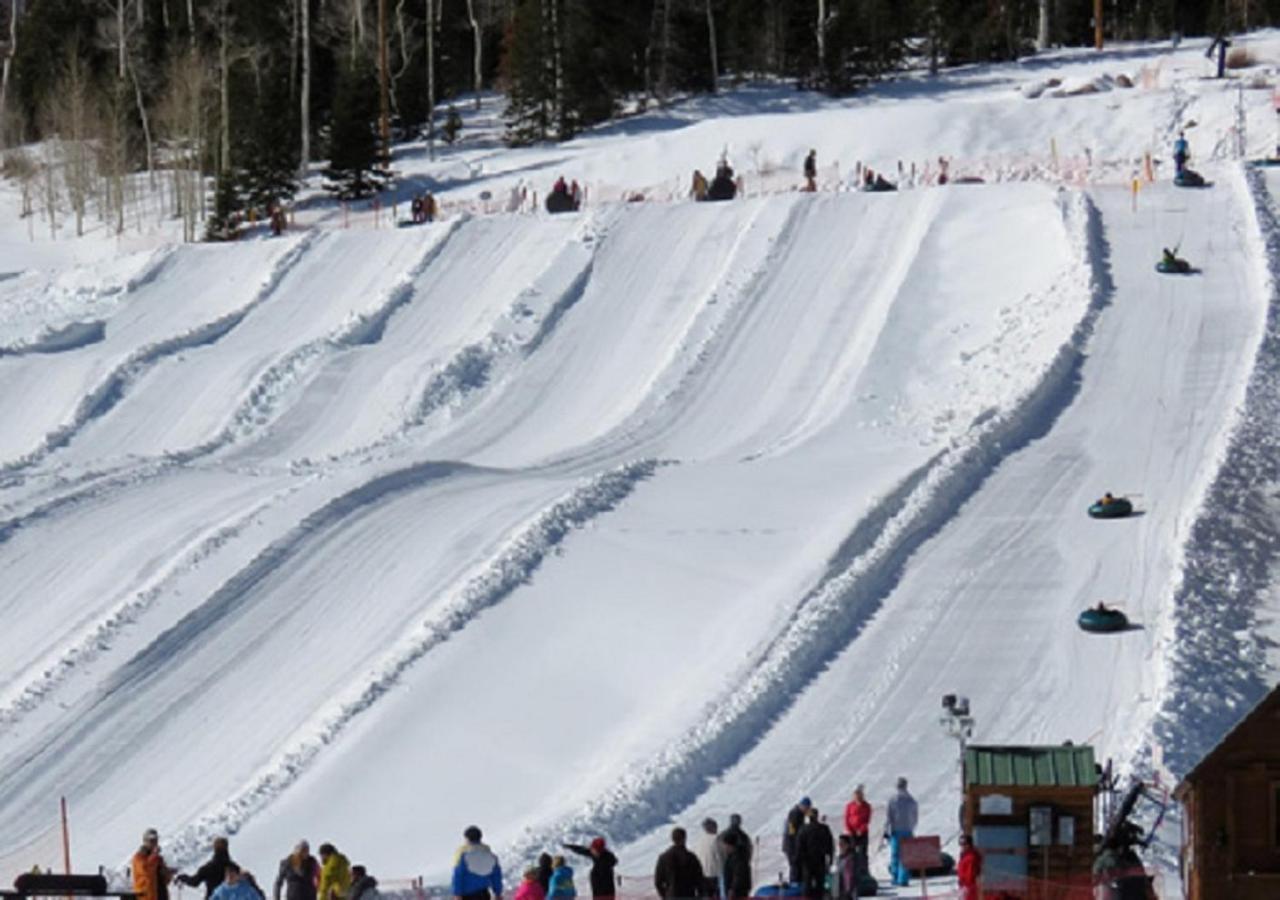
563;837;617;900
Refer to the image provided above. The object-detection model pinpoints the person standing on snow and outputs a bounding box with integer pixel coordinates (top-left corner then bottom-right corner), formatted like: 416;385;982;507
535;855;554;894
782;797;811;884
317;845;351;900
512;869;545;900
348;866;378;900
883;778;918;888
545;857;575;900
842;786;871;888
834;836;855;900
719;814;753;900
956;835;982;900
563;837;617;900
133;828;174;900
453;826;504;900
1173;131;1190;175
803;150;818;192
653;828;705;899
796;809;834;899
274;841;320;900
210;865;264;900
693;819;726;898
177;837;234;898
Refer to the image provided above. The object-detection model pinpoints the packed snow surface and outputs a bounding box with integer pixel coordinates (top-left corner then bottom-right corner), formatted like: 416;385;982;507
1;32;1279;899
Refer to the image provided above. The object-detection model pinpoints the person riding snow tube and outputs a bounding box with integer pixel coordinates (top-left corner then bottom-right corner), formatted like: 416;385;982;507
707;170;737;201
1088;493;1134;519
1156;248;1193;274
1078;603;1130;633
1174;169;1207;188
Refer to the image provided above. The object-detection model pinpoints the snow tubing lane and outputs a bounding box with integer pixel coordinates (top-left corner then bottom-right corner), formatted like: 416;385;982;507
1078;607;1131;633
1088;498;1134;518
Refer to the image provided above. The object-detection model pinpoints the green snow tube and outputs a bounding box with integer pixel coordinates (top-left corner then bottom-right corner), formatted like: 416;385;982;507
1155;258;1192;274
1078;606;1130;633
1088;498;1134;519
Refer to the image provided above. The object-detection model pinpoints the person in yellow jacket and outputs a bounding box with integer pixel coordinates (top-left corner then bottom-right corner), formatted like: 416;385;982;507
133;829;174;900
316;845;351;900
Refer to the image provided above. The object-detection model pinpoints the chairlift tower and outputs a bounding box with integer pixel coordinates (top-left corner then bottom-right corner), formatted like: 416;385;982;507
940;694;975;829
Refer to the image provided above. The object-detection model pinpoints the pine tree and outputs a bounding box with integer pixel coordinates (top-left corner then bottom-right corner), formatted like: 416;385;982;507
206;170;242;240
237;75;299;213
325;53;385;198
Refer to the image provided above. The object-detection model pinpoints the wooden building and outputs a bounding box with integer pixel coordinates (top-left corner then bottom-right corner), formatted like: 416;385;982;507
963;744;1097;896
1174;683;1280;900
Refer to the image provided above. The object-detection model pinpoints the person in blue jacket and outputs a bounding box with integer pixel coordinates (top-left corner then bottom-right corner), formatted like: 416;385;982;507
453;826;504;900
210;865;264;900
546;857;576;900
1173;131;1190;175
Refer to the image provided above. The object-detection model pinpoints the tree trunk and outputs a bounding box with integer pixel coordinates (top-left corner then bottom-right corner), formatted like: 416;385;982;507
301;0;311;178
425;0;435;159
290;0;299;100
465;0;481;110
816;0;825;76
1037;0;1050;49
352;0;365;61
0;0;17;138
128;55;155;184
658;0;670;104
187;0;195;46
377;0;390;167
219;1;230;175
117;0;127;80
705;0;717;93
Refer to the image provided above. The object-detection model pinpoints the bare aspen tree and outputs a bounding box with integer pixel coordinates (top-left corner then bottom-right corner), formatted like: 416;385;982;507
816;0;825;74
706;0;718;93
40;136;59;238
4;148;38;220
388;0;415;123
301;0;311;177
48;49;97;236
352;0;366;60
0;0;18;140
425;0;435;159
378;0;390;165
291;0;299;99
465;0;481;109
658;0;670;103
1037;0;1050;50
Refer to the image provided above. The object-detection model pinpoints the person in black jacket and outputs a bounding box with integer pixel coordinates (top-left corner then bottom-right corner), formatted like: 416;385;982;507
719;815;752;900
177;838;234;898
654;828;704;900
563;838;617;900
796;809;834;900
273;842;320;900
782;798;811;885
536;854;554;894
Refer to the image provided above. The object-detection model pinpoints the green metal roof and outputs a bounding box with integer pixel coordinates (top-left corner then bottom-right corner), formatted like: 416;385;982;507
964;744;1098;789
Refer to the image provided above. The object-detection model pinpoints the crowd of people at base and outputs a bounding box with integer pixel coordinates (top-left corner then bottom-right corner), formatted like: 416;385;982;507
130;831;376;900
128;779;983;900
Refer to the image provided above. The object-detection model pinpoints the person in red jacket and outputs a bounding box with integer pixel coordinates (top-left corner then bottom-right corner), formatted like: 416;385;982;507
956;834;982;900
842;785;871;890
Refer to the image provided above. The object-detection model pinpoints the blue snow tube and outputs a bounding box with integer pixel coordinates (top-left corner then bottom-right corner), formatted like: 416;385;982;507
753;885;804;898
1155;258;1192;274
1088;498;1134;519
1174;169;1207;188
1078;606;1130;633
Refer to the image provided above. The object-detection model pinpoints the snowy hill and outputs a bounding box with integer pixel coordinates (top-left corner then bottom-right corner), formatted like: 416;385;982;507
1;33;1279;899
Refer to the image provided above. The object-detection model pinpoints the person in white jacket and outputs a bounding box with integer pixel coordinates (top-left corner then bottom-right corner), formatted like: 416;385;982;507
693;819;726;897
883;778;918;887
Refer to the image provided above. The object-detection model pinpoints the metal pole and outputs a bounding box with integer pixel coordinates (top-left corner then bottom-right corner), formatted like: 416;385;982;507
60;796;71;874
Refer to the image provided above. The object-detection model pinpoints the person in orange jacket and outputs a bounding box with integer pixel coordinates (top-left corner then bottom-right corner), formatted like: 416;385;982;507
956;834;983;900
133;829;174;900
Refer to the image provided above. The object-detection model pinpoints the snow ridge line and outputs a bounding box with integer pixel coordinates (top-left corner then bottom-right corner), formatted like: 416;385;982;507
0;488;295;729
412;255;595;426
1149;165;1280;779
162;457;662;867
0;232;321;473
173;220;464;462
508;189;1108;853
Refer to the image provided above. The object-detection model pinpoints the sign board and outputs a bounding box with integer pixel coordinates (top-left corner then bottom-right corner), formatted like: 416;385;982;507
979;793;1014;815
900;835;942;871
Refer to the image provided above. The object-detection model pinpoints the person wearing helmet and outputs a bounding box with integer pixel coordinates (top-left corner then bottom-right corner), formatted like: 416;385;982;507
563;838;617;900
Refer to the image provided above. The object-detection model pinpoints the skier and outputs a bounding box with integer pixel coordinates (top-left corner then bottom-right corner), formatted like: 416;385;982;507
693;819;725;898
512;869;545;900
177;837;235;898
132;829;173;900
1173;131;1190;176
210;865;264;900
653;828;705;900
883;778;918;888
842;786;871;889
782;797;811;884
452;827;504;900
273;842;320;900
803;150;817;192
563;838;617;900
796;809;834;899
719;814;753;900
317;845;351;900
546;857;575;900
956;835;982;900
